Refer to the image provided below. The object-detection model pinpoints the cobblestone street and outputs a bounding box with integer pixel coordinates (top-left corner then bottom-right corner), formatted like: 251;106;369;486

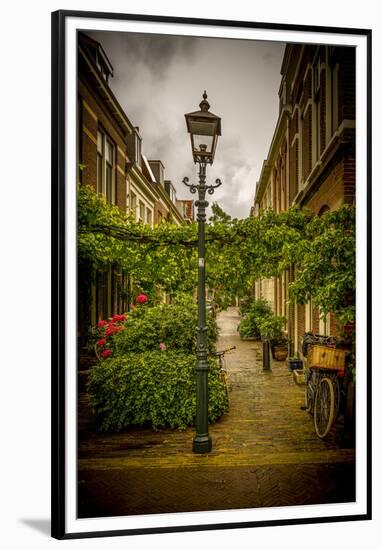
78;307;355;518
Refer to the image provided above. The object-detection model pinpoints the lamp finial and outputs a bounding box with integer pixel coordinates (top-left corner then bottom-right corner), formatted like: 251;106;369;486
199;91;210;112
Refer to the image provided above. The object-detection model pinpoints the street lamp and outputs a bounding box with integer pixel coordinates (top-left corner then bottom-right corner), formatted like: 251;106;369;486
183;91;222;454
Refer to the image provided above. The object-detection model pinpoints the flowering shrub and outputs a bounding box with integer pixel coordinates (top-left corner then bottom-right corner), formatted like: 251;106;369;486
136;293;148;305
88;352;228;431
111;303;218;355
95;313;128;359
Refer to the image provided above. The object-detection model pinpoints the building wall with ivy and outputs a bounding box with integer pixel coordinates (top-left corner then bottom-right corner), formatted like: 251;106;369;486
253;43;356;353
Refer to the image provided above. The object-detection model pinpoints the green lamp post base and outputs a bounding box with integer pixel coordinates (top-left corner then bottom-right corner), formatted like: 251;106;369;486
193;433;212;454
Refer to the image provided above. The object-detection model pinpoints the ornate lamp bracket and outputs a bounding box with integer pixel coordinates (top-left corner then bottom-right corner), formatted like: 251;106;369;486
207;178;222;195
182;176;197;194
182;176;222;196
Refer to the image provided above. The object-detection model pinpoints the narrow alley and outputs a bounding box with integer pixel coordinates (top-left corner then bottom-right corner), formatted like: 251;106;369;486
78;307;355;517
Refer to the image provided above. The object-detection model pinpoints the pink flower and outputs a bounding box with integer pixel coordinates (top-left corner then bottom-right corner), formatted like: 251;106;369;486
96;338;107;347
136;293;148;304
159;343;166;351
101;349;112;358
97;320;107;328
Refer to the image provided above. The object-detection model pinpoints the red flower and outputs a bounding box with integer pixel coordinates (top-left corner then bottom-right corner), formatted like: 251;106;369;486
96;338;107;347
97;320;108;328
101;349;112;358
112;314;127;322
106;324;124;336
136;293;148;304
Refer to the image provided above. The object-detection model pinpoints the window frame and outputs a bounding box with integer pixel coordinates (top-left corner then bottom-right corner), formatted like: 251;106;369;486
96;127;116;204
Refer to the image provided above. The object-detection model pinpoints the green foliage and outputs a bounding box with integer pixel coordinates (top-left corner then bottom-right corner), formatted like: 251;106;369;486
237;298;273;339
209;202;233;224
257;314;286;342
238;295;255;316
78;185;355;324
111;302;218;355
77;185;311;301
87;352;228;431
78;185;198;294
288;205;355;323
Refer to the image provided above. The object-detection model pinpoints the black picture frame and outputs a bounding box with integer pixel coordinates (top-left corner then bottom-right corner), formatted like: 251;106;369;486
51;9;372;540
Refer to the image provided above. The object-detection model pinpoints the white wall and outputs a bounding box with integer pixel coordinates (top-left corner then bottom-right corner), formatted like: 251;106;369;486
127;176;155;226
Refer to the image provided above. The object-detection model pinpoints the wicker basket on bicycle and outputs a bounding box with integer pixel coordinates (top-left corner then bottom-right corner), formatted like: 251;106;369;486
307;345;346;371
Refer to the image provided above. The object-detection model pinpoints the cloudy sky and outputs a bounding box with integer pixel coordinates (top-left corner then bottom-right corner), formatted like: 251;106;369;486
87;30;285;219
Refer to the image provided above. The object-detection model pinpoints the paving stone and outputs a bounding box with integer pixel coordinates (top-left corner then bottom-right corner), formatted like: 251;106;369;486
78;307;355;517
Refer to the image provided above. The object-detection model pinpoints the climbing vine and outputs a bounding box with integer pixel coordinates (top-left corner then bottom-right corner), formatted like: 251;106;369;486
77;185;355;322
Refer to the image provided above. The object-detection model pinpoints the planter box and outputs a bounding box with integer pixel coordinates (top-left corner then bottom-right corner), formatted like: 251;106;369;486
292;369;305;385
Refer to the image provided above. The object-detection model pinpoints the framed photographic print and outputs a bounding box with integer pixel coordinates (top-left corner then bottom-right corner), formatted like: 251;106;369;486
51;9;372;540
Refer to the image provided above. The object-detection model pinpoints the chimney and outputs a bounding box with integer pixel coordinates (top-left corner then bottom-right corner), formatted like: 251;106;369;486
148;160;165;187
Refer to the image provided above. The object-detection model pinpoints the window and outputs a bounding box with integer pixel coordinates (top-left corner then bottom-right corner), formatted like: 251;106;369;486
331;63;339;133
319;311;330;336
305;300;313;332
139;201;145;223
97;131;103;195
298;108;303;189
105;139;114;203
130;192;136;218
146;208;152;227
97;128;115;203
136;135;141;165
313;55;321;163
327;48;339;138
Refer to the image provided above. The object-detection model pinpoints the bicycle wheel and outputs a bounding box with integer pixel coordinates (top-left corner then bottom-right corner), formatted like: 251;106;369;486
305;381;314;414
314;377;335;438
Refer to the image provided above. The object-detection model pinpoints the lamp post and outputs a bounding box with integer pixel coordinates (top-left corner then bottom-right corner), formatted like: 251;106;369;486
183;91;222;454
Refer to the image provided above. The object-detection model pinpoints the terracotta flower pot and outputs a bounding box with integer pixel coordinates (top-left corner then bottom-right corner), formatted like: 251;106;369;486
273;345;288;361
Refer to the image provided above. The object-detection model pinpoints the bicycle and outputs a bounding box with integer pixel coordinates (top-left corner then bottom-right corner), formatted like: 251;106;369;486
305;366;344;437
214;346;236;402
302;331;337;358
302;334;346;439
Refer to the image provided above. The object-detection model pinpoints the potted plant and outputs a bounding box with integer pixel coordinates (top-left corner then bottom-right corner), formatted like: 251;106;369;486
257;315;287;360
288;352;303;371
272;337;289;361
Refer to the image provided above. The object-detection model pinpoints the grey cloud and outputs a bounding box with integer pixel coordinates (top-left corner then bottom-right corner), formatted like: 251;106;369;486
84;31;285;218
87;31;197;81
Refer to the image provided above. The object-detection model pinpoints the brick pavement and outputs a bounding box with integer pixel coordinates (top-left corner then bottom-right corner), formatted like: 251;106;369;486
78;307;355;517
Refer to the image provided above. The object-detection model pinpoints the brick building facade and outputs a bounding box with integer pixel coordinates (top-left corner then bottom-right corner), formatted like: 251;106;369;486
253;44;355;354
78;32;188;336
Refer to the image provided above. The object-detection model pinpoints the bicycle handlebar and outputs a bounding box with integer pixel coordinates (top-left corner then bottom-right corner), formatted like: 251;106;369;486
215;346;236;356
